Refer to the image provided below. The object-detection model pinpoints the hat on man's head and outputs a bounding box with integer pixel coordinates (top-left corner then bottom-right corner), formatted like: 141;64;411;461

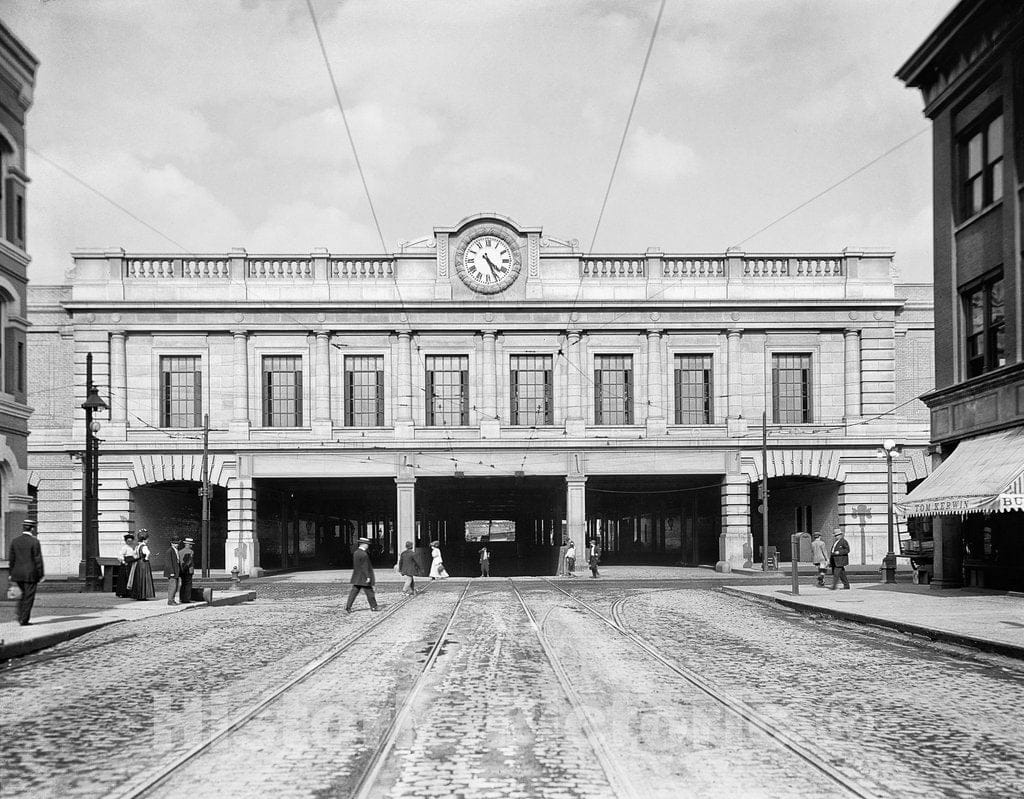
124;533;135;541
812;532;822;538
834;528;845;536
22;518;36;529
357;536;370;544
183;538;195;544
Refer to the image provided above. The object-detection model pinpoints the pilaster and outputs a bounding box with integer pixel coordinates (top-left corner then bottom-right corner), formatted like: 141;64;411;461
226;476;259;576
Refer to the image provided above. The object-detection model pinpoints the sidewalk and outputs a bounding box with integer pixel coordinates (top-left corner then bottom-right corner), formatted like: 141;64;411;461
723;581;1024;659
0;586;255;662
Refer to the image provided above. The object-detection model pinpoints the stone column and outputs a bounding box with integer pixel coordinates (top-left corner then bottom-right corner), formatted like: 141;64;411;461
226;476;260;576
844;328;862;421
396;331;414;437
565;330;585;436
645;329;666;435
109;331;127;434
566;474;588;559
480;330;499;437
726;329;742;418
230;330;250;436
720;471;752;569
313;331;332;435
395;472;417;549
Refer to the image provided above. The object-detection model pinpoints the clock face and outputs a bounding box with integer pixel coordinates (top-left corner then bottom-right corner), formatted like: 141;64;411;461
454;226;522;294
464;235;513;287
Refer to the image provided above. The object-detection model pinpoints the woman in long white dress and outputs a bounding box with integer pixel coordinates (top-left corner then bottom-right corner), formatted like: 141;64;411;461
429;541;446;579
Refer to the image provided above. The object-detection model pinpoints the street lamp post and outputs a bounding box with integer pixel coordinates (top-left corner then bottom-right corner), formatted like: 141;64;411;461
881;438;899;584
80;353;108;591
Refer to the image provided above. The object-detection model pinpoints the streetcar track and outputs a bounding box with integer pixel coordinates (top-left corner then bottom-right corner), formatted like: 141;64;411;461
105;589;431;799
542;579;882;799
349;580;472;799
509;579;642;799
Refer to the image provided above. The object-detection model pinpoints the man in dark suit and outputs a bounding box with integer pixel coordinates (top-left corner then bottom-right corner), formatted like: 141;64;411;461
829;528;851;590
178;537;195;603
8;518;44;625
345;536;378;613
164;538;181;605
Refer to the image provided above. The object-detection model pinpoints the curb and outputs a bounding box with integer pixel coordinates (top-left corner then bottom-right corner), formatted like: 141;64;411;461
0;619;123;661
1;591;257;662
721;586;1024;661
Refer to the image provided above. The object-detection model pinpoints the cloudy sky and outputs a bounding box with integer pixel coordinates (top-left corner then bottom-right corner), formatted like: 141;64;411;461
6;0;950;284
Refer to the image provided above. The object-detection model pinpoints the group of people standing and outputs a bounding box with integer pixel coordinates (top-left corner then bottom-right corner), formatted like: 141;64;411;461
810;529;851;589
562;538;601;578
115;530;195;603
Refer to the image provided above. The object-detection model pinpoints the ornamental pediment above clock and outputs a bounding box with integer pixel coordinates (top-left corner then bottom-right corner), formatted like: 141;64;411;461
433;213;542;296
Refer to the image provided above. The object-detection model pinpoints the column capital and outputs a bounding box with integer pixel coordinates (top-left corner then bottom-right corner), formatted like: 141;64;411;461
231;329;249;338
109;330;126;340
844;328;861;338
727;328;743;338
645;328;664;339
315;330;332;341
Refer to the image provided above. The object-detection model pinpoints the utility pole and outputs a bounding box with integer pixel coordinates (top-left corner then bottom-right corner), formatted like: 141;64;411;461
761;409;769;572
201;413;211;578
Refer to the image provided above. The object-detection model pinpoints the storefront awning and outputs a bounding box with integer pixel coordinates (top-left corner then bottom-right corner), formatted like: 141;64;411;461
898;427;1024;517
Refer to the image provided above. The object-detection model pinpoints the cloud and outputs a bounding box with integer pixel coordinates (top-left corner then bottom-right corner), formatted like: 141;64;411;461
258;103;444;172
623;127;698;182
28;149;245;274
248;200;381;253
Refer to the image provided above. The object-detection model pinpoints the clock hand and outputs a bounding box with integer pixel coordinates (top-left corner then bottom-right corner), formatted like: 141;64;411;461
482;253;500;272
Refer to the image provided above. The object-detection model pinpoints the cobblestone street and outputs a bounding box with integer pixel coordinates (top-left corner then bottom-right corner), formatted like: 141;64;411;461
2;577;1022;798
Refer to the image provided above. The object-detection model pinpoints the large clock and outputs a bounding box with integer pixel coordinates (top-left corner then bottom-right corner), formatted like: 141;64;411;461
454;226;522;294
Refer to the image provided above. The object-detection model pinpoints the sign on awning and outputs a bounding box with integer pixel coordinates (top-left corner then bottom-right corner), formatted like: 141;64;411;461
897;427;1024;517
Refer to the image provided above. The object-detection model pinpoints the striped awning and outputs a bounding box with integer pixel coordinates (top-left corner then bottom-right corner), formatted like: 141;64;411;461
898;427;1024;517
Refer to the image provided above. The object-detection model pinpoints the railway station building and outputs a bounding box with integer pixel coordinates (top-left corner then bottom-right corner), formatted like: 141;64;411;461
27;213;934;577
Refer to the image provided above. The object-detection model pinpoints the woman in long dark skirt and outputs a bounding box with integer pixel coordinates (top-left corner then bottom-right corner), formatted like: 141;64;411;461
116;533;136;597
129;529;156;600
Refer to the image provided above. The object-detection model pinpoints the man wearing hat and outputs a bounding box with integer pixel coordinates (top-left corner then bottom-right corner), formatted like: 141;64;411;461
346;537;378;613
7;518;44;626
829;528;851;590
163;537;182;605
809;532;828;587
178;537;196;603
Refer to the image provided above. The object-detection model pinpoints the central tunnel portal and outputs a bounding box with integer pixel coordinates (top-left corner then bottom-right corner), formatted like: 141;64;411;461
254;472;724;575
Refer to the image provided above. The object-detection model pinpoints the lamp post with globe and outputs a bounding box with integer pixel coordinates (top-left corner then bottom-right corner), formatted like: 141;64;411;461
881;438;899;584
80;353;108;591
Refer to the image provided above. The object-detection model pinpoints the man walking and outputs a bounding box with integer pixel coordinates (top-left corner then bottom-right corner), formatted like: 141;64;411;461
346;536;378;612
8;519;44;626
397;541;420;595
829;529;851;590
810;532;828;587
178;537;195;603
565;540;576;577
588;537;601;578
164;537;182;605
479;545;490;578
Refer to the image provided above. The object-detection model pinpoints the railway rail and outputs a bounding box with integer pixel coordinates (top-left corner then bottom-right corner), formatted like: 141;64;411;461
541;578;882;799
105;583;469;799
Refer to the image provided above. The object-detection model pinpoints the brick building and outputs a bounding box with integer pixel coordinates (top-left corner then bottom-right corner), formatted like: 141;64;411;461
0;21;36;553
898;0;1024;590
27;213;933;577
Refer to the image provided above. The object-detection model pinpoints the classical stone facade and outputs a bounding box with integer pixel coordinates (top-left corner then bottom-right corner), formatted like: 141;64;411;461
27;213;933;576
0;22;36;554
